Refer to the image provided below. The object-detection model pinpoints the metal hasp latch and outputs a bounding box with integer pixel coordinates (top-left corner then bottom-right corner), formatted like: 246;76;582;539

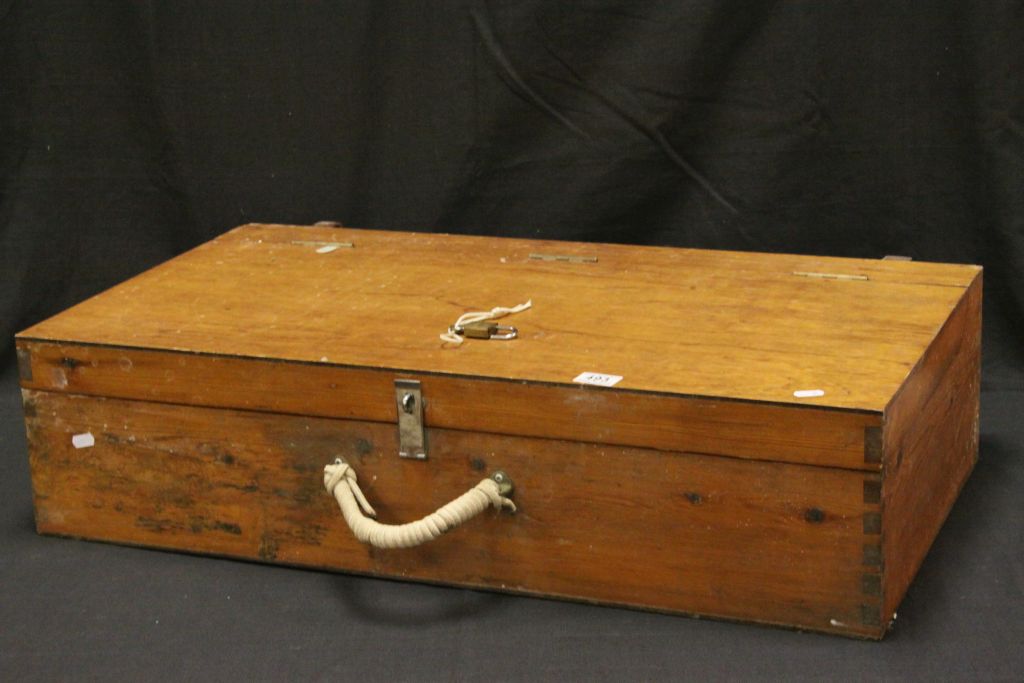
452;320;518;340
395;379;427;459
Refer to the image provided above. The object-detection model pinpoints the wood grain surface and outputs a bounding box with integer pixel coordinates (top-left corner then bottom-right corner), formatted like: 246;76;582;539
879;272;982;622
25;390;883;638
15;225;983;639
17;340;880;470
17;224;980;411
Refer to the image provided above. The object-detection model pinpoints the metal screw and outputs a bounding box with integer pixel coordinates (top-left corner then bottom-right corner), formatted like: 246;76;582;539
401;393;415;414
490;470;513;495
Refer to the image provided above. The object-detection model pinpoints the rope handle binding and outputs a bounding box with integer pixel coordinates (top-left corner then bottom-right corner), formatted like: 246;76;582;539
323;458;516;549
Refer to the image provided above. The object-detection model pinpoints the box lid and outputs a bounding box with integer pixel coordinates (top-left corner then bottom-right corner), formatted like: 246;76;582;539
17;224;980;471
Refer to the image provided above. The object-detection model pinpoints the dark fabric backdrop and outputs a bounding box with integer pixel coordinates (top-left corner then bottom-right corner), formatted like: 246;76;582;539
1;2;1022;680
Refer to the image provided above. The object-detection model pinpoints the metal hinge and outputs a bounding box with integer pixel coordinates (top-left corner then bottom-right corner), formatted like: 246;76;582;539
528;253;598;264
792;270;870;282
395;379;426;459
290;240;353;252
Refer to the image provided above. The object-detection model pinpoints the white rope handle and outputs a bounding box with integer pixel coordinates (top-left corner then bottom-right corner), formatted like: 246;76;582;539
323;458;516;549
439;299;532;345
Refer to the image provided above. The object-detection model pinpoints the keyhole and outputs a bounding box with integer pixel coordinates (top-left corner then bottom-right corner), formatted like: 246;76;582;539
401;393;415;413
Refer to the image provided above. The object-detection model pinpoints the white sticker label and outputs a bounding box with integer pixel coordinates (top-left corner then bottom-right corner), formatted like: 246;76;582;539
72;432;95;449
573;372;623;388
316;244;340;254
793;389;825;398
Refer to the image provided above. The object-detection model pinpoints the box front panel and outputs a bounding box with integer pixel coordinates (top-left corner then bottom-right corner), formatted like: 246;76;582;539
17;340;881;471
25;389;882;637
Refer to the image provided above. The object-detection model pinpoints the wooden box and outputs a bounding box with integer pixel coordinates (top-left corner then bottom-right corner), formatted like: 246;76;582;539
16;224;981;638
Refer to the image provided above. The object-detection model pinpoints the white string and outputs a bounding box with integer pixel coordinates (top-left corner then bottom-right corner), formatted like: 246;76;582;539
323;458;516;549
439;299;532;346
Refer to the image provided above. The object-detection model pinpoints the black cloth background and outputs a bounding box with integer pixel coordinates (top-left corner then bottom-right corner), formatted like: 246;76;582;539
1;2;1022;680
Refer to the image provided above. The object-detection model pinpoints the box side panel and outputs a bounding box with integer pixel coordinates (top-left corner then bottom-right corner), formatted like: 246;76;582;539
16;340;880;471
881;272;982;622
24;389;882;638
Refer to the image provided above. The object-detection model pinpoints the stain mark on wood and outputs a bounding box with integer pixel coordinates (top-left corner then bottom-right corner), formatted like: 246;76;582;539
136;516;184;533
212;520;242;535
259;533;279;560
354;438;373;458
153;489;196;509
804;507;825;523
286;523;328;546
61;356;81;369
863;513;882;535
221;481;259;493
864;426;882;464
188;517;242;535
288;460;321;474
683;492;703;505
862;544;882;567
470;457;487;472
862;573;882;597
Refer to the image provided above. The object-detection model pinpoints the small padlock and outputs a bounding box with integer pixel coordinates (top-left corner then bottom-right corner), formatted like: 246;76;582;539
452;320;518;340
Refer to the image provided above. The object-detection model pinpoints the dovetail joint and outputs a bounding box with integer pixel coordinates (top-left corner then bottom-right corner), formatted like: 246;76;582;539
16;347;33;382
863;479;882;505
864;426;883;465
860;604;882;627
